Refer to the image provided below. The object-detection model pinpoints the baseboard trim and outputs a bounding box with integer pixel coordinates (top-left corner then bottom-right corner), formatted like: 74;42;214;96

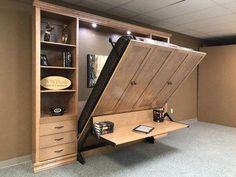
0;155;32;170
181;117;198;124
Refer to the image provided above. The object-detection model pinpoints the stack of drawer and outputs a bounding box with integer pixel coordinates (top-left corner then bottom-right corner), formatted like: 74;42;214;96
39;120;77;161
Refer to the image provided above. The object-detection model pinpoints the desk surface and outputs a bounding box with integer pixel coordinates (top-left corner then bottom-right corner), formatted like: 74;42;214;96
99;120;188;145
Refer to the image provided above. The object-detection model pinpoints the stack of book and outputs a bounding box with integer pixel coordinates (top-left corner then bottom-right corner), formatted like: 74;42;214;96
93;121;114;137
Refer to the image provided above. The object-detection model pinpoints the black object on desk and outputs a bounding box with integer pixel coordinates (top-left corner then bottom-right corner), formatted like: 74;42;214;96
133;125;154;134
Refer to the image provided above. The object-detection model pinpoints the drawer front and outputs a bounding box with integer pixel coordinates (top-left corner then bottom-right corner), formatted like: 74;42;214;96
39;142;76;161
40;131;76;148
40;120;76;136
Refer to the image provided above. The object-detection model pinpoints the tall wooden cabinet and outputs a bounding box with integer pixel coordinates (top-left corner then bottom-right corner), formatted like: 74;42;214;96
32;6;79;172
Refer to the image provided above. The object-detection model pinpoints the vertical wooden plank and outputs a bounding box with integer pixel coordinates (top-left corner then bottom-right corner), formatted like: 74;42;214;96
94;42;151;116
155;53;205;105
134;50;188;109
32;6;41;163
114;46;173;112
75;17;79;154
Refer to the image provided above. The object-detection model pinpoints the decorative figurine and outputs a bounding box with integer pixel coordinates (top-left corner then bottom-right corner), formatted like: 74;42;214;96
44;23;54;41
61;24;69;43
40;54;48;66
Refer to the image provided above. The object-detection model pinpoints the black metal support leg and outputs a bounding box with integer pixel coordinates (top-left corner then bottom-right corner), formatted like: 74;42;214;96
145;136;155;144
77;152;85;165
77;120;93;164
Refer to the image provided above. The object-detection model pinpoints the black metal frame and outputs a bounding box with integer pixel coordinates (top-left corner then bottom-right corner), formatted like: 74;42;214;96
145;136;155;144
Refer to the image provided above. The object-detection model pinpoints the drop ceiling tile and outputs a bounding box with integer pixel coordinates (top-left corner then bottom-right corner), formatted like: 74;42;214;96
98;0;133;7
221;1;236;12
108;7;139;18
151;20;176;28
132;14;162;24
211;0;236;5
119;0;177;13
164;6;231;25
164;25;189;33
77;0;114;11
181;13;236;30
181;30;207;38
145;0;215;20
197;23;236;33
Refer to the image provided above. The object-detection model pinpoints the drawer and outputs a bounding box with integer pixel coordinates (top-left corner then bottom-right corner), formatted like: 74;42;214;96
40;131;76;148
39;142;76;161
40;120;76;136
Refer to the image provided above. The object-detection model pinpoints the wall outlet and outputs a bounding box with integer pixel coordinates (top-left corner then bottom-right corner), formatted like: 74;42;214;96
170;108;174;114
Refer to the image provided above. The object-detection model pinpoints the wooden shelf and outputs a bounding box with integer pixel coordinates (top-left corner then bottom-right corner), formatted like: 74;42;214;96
40;113;76;124
41;41;76;48
41;66;76;70
41;89;76;93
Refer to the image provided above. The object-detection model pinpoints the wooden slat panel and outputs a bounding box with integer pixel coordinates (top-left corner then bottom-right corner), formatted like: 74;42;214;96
155;53;205;106
114;46;173;112
134;49;188;109
99;120;188;145
94;41;151;116
93;110;153;128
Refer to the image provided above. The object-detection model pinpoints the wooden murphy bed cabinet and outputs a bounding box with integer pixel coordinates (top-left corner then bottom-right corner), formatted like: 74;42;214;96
32;0;172;172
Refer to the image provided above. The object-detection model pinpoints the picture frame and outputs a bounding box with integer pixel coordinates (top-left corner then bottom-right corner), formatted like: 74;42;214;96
87;54;108;88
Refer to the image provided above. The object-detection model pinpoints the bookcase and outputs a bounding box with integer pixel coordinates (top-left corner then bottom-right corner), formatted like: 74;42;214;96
32;7;79;172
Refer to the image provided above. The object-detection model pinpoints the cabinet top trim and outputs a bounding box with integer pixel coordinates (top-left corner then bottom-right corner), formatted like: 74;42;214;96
33;0;171;40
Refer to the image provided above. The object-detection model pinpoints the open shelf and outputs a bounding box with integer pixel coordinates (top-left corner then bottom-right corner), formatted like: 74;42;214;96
41;66;76;70
41;41;76;48
40;113;76;124
41;89;76;93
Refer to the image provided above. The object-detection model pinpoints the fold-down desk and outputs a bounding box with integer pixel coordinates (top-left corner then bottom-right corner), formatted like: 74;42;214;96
93;110;188;145
99;121;187;145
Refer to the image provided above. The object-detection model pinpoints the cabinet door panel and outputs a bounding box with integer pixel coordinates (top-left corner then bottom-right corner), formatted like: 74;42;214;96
134;50;188;109
114;46;173;112
94;43;151;116
154;53;204;106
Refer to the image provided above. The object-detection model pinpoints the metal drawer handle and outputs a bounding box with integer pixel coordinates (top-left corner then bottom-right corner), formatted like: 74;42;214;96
54;126;64;129
54;149;63;153
54;138;64;141
167;81;173;85
130;81;137;86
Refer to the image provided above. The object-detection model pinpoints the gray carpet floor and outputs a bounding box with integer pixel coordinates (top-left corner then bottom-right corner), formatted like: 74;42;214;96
0;121;236;177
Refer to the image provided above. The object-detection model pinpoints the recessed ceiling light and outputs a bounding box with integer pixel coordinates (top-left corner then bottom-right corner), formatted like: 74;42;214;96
127;30;131;35
92;23;97;28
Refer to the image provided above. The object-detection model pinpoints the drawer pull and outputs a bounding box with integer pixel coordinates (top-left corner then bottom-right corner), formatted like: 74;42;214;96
54;149;64;153
54;126;64;129
130;81;137;86
167;81;173;85
54;138;64;141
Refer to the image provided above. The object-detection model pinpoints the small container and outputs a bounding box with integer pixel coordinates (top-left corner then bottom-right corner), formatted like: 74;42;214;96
153;108;164;122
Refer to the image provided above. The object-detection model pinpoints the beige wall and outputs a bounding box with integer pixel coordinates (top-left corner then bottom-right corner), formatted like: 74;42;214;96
0;0;32;161
79;26;116;100
199;45;236;127
0;0;202;161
